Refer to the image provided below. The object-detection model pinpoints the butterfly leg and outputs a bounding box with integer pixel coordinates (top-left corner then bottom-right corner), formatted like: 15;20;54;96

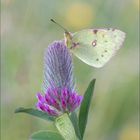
70;42;80;49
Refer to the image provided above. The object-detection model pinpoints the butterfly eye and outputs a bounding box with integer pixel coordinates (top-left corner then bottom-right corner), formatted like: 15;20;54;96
96;58;99;61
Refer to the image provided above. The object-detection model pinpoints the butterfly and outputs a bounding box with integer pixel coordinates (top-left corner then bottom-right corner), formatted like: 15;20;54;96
51;19;126;68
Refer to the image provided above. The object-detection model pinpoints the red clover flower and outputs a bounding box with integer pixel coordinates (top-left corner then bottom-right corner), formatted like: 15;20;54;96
36;41;83;117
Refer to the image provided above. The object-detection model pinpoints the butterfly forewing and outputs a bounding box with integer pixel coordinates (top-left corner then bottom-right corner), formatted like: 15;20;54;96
70;28;125;68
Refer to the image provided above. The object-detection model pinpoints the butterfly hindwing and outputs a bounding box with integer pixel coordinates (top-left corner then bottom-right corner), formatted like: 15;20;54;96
70;28;125;68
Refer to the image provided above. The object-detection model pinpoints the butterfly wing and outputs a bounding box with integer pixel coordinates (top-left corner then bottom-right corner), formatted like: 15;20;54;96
70;28;125;68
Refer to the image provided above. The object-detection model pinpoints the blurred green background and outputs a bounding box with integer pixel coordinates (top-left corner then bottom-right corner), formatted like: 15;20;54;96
1;0;139;140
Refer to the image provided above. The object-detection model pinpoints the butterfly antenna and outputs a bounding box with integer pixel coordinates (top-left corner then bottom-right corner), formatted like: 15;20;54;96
50;19;69;33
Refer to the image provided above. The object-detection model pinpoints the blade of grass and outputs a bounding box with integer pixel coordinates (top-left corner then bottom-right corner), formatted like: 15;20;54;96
78;79;96;139
15;107;55;121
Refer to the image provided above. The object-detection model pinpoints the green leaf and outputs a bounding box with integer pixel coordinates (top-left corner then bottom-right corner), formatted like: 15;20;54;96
55;113;77;140
30;131;64;140
15;107;54;121
70;112;81;140
78;79;96;139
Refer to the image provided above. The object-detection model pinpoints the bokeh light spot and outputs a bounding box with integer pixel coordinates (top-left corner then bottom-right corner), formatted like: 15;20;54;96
65;3;94;29
119;127;139;140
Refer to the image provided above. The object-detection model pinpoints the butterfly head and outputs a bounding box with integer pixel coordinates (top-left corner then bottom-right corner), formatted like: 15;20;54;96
50;19;74;49
64;31;73;49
